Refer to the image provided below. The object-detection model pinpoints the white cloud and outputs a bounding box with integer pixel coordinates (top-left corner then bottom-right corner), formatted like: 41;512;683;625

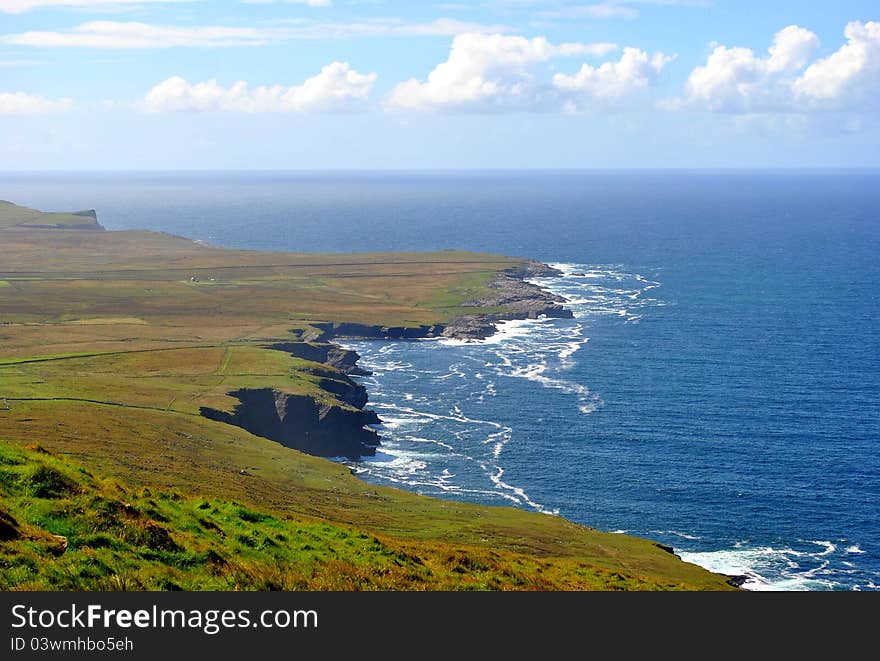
0;0;194;13
386;32;670;113
794;21;880;105
1;18;512;49
672;21;880;113
0;91;72;113
269;17;514;39
143;62;376;113
554;47;674;101
382;18;512;37
3;21;280;48
679;25;819;112
766;24;819;72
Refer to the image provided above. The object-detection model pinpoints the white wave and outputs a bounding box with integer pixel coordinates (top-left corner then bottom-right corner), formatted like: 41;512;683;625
366;360;413;372
652;530;702;541
505;360;603;414
441;317;551;348
378;401;510;432
811;541;836;556
488;465;558;516
403;435;457;452
846;545;865;554
679;544;844;591
558;336;589;366
534;262;663;326
341;262;664;522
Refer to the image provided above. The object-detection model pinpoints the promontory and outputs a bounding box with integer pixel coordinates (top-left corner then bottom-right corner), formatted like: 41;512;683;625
0;201;738;590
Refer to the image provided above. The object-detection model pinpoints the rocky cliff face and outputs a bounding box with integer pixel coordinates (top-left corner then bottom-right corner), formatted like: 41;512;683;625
264;341;372;376
200;389;380;460
202;259;570;458
306;322;445;342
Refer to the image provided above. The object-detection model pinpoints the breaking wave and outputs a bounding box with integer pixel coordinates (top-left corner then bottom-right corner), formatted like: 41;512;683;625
339;263;662;516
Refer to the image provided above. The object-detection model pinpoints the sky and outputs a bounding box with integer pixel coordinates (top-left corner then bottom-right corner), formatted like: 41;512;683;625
0;0;878;169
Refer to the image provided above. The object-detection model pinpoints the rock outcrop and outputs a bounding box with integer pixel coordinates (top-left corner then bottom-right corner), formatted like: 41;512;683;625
201;389;380;460
305;322;445;343
441;263;572;340
264;341;372;376
519;259;564;278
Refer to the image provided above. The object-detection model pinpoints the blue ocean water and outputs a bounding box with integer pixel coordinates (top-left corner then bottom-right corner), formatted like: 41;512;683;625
3;170;878;590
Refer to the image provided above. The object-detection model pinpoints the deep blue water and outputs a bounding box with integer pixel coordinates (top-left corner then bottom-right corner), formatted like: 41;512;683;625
3;170;878;590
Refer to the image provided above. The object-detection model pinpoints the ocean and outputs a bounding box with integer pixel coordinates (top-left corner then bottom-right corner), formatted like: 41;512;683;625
3;170;878;590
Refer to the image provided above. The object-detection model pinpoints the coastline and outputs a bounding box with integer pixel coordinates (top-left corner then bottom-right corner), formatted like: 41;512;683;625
0;204;743;590
333;266;755;590
252;259;575;460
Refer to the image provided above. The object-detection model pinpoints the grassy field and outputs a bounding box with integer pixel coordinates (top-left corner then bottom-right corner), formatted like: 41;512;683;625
0;205;736;591
0;200;102;230
0;442;730;590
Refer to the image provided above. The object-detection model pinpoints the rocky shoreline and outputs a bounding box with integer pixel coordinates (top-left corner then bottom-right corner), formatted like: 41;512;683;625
199;259;571;460
442;259;572;340
301;259;572;343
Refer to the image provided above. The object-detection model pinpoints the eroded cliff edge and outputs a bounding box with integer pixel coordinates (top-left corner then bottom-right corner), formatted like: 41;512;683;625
199;259;570;460
201;388;381;460
302;259;572;342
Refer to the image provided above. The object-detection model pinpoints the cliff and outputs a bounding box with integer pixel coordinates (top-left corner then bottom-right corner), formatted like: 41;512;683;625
200;389;381;460
264;341;373;376
0;201;104;231
199;259;571;459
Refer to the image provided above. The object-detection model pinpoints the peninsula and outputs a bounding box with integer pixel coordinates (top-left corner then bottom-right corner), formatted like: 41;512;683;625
0;201;737;590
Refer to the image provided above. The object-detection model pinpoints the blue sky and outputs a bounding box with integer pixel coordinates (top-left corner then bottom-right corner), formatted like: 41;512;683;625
1;0;878;169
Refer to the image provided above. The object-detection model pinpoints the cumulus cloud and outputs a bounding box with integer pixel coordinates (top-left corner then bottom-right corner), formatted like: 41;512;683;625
670;21;880;113
678;25;819;112
794;21;880;105
0;0;194;13
0;91;72;114
143;62;376;113
385;33;668;112
554;47;674;103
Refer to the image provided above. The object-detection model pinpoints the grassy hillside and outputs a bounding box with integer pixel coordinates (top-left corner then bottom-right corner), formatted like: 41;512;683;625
0;214;737;591
0;200;102;230
0;442;733;590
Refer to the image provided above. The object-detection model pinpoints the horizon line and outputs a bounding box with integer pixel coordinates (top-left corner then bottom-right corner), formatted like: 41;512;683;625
2;166;879;174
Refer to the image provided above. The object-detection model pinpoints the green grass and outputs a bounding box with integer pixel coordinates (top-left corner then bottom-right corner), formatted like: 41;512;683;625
0;345;348;415
0;442;735;590
0;400;736;590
